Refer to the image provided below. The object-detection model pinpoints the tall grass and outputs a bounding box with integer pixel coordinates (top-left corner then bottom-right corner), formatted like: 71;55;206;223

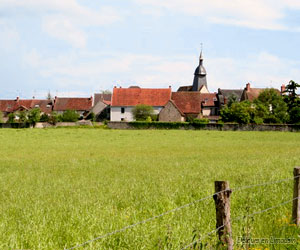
0;129;299;249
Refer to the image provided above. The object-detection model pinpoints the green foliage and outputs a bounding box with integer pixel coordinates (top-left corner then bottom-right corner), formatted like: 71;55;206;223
40;113;50;122
221;89;289;124
0;111;3;123
7;113;16;123
192;118;209;124
146;116;152;122
129;121;190;129
60;110;80;122
289;106;300;124
220;101;254;124
132;105;154;121
28;108;41;125
254;88;289;124
18;110;28;123
49;112;59;125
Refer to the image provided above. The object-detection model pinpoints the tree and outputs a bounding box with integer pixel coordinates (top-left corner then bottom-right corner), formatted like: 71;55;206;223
18;110;28;123
254;89;289;123
61;110;79;122
28;108;41;125
7;113;15;123
101;90;112;95
49;112;59;125
40;113;50;122
284;80;300;101
289;106;300;124
132;104;154;121
227;94;238;107
220;101;254;124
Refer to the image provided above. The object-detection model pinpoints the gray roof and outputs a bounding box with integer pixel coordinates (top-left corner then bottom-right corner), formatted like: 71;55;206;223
218;89;243;102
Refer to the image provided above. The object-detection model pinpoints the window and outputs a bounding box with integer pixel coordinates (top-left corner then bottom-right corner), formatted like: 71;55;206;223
34;104;39;108
121;118;125;121
121;107;125;114
46;104;51;108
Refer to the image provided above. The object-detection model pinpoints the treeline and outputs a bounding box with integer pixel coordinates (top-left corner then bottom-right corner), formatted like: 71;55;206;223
0;109;81;125
220;80;300;124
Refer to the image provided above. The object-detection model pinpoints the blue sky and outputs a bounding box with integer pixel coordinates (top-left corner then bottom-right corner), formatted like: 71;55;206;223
0;0;300;98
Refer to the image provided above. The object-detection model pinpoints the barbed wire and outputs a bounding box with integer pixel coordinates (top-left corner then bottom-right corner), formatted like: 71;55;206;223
64;175;300;250
180;197;299;250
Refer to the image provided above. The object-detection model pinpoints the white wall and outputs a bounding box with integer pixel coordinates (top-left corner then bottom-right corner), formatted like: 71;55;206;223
111;106;162;121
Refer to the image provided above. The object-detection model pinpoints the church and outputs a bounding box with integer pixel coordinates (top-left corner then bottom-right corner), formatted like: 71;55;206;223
177;50;210;94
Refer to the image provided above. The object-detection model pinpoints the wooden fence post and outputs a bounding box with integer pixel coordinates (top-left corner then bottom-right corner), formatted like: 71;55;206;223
292;167;300;226
213;181;233;250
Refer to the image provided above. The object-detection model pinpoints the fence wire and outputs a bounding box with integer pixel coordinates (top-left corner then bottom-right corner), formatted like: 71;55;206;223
64;175;300;250
180;197;299;250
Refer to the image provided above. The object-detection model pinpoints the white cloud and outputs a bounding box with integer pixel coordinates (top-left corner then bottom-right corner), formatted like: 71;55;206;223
22;49;300;93
0;0;121;48
0;19;20;50
135;0;300;31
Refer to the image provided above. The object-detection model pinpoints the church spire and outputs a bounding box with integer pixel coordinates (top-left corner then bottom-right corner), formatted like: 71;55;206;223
192;46;207;91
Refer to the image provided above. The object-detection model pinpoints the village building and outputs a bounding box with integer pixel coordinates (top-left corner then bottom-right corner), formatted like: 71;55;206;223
0;97;53;119
111;86;172;122
53;96;93;118
159;92;219;123
88;93;112;121
241;83;281;101
217;88;244;108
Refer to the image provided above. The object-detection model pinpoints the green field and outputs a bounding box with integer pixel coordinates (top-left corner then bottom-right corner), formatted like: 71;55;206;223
0;128;300;250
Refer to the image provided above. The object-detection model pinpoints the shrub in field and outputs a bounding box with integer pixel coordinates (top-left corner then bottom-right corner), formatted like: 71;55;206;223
28;108;41;125
61;110;80;122
132;104;154;121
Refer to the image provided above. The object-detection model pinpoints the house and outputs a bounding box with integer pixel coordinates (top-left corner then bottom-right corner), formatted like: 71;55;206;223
217;88;244;107
111;86;172;121
0;97;53;117
160;92;219;122
53;97;93;118
177;50;209;93
241;83;281;101
88;93;112;121
158;100;185;122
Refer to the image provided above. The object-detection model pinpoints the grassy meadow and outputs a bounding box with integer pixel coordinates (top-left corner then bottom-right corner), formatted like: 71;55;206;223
0;128;300;249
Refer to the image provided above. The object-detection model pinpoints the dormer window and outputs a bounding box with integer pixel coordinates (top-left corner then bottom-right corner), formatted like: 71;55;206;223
34;105;39;108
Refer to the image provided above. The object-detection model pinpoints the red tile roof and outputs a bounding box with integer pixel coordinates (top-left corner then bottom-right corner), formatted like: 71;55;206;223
53;97;93;111
200;93;218;107
0;100;18;113
0;99;53;114
171;92;202;114
111;87;172;107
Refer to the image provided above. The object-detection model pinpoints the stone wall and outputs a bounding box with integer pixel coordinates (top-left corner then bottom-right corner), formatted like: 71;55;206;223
159;101;185;122
107;122;300;132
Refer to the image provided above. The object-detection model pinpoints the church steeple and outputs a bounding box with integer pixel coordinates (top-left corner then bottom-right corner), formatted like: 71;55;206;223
192;48;207;91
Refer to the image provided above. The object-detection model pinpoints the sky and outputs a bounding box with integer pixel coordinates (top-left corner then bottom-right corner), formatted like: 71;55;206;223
0;0;300;99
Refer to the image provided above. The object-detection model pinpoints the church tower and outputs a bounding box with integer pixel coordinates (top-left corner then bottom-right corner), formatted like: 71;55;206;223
192;50;207;91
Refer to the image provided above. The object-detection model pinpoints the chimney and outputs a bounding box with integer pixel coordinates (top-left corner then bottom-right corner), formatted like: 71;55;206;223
281;84;286;93
246;83;251;91
15;96;19;102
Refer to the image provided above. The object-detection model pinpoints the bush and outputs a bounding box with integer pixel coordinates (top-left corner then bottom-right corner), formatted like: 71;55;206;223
40;113;50;122
18;110;28;123
28;108;41;125
7;113;16;123
0;111;3;123
132;105;154;121
192;118;209;124
49;112;59;125
61;110;80;122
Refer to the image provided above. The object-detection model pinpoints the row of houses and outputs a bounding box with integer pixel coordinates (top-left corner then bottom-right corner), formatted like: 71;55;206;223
0;52;286;123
